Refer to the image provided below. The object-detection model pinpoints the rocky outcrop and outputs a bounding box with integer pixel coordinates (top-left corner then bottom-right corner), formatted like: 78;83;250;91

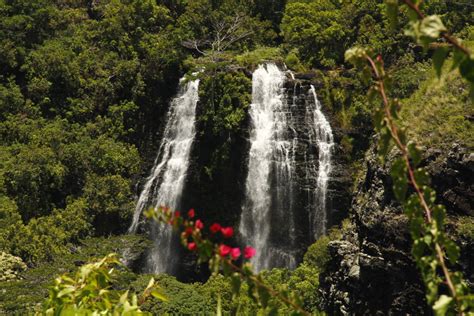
427;144;474;217
320;142;474;315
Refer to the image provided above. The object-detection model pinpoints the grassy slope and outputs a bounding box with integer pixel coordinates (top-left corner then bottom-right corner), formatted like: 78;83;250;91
401;48;473;152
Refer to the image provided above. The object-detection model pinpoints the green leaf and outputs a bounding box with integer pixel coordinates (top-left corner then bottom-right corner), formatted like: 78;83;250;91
414;168;430;186
385;0;399;30
444;239;460;264
412;239;426;258
407;143;422;167
57;286;75;298
391;158;408;201
419;15;447;40
422;187;437;206
119;290;129;304
257;285;270;308
247;282;257;303
150;289;168;302
145;277;155;291
216;293;222;316
470;83;474;103
378;127;392;160
459;57;474;83
432;47;449;78
230;273;241;296
433;295;453;316
451;49;467;71
268;306;279;316
432;205;445;231
222;261;232;276
344;47;368;67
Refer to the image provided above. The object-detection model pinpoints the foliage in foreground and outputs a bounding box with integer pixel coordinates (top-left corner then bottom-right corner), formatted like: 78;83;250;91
41;221;338;315
44;254;166;316
143;206;321;315
345;1;474;314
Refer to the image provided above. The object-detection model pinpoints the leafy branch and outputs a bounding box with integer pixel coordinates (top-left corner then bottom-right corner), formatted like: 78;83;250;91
385;0;474;97
347;47;472;314
399;0;471;56
345;3;474;313
44;253;167;315
144;207;311;316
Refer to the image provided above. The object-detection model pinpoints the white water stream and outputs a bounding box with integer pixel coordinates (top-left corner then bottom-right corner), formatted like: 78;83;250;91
129;78;199;274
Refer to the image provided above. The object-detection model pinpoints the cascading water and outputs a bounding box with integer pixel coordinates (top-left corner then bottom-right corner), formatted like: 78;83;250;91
239;63;297;272
129;77;199;274
307;85;334;238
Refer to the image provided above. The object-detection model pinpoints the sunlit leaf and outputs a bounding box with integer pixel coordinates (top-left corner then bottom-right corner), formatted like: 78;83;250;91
433;295;453;316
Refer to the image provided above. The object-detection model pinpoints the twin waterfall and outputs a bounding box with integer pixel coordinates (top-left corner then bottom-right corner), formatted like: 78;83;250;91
129;78;200;274
131;64;334;273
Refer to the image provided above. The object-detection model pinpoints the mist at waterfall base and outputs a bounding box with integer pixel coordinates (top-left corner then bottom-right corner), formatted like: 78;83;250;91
130;64;334;275
129;78;199;274
240;64;334;272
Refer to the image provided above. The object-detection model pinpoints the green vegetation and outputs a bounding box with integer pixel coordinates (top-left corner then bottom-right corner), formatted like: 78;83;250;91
344;1;474;312
44;254;166;315
456;216;474;241
0;252;27;282
401;58;473;151
0;235;149;314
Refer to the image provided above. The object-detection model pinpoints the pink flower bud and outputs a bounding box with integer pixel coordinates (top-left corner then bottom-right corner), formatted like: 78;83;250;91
221;227;234;238
230;248;241;260
244;246;256;259
195;219;204;230
219;244;231;257
210;223;221;233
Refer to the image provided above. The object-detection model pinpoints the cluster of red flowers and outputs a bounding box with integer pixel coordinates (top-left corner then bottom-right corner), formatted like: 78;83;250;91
165;207;256;262
218;244;256;260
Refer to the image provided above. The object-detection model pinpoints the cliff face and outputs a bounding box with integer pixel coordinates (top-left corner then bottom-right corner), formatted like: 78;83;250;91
320;143;474;315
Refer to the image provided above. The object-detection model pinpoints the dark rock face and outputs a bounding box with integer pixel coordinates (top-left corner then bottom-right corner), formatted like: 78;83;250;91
283;76;352;243
320;143;474;315
427;144;474;217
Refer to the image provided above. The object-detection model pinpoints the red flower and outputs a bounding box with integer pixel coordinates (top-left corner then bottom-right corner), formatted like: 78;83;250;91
244;246;256;259
184;227;193;237
221;227;233;238
210;223;221;234
230;247;241;260
188;242;197;251
195;219;204;230
187;208;195;218
219;244;231;257
174;211;181;218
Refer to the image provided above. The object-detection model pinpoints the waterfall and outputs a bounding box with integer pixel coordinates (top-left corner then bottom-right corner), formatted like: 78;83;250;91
239;63;297;272
307;85;334;238
129;77;199;274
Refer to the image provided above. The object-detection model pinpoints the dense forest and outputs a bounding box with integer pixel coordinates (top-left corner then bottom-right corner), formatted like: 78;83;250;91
0;0;473;315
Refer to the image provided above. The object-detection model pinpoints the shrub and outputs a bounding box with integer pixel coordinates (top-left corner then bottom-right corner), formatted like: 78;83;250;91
0;252;27;282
